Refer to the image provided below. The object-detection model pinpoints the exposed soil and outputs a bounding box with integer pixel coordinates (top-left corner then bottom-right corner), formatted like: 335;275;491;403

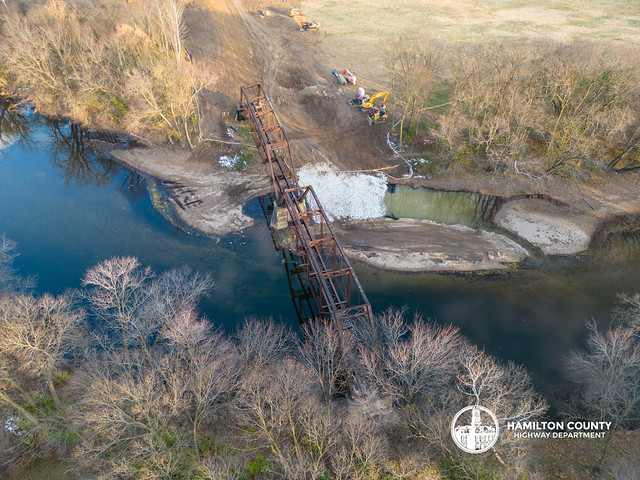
186;0;396;172
110;144;272;236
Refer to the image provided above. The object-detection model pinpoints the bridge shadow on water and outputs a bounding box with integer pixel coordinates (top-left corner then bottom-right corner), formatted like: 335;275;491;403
258;193;319;325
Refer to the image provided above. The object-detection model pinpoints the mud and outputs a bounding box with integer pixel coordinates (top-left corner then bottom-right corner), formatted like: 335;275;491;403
494;199;600;255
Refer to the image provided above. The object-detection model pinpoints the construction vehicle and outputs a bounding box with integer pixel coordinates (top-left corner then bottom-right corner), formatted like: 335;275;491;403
332;69;347;85
332;69;356;86
289;8;319;31
367;105;387;125
349;90;388;125
342;69;356;85
361;91;388;110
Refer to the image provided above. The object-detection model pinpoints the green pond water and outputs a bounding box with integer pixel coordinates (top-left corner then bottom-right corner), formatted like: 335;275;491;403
2;101;640;406
384;184;501;228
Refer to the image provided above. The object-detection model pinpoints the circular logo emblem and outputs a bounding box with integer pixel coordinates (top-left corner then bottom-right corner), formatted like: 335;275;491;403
451;405;500;454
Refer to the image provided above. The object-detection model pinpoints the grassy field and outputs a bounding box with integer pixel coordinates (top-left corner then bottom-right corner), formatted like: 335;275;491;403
302;0;640;87
305;0;640;42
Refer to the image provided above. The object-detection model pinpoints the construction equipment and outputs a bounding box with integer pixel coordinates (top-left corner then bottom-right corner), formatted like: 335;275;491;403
357;91;388;125
332;69;347;85
289;8;319;31
348;87;368;106
367;105;387;125
361;91;388;110
342;69;356;85
332;69;356;86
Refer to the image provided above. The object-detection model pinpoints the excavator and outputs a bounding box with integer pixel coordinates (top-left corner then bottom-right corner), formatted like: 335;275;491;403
289;8;319;31
361;91;388;110
359;91;389;125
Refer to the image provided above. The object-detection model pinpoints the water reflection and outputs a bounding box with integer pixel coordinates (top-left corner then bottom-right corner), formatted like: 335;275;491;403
384;185;502;227
0;98;31;149
258;194;318;324
598;229;640;263
47;120;117;187
119;170;148;203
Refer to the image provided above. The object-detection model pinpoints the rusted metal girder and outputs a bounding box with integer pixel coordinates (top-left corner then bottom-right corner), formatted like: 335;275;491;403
239;84;374;329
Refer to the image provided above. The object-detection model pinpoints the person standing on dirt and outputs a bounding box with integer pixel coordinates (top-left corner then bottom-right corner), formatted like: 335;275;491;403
355;87;366;105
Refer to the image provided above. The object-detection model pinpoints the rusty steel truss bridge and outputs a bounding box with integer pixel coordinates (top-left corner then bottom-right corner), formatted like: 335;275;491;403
239;84;373;329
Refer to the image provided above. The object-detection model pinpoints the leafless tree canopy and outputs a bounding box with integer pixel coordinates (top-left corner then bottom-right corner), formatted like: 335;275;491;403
385;39;640;177
567;319;640;470
0;242;637;478
0;0;209;147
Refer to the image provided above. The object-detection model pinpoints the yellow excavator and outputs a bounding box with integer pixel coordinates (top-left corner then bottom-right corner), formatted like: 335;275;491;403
362;91;388;125
361;91;388;110
289;8;320;31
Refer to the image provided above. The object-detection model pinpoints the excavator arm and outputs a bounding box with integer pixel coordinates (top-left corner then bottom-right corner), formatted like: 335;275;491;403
361;91;388;110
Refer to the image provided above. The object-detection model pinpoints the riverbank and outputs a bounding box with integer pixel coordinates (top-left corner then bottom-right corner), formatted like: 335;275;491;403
107;142;640;273
110;145;272;236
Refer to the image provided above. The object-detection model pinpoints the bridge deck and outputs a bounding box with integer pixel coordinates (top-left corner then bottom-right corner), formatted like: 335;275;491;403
240;84;373;327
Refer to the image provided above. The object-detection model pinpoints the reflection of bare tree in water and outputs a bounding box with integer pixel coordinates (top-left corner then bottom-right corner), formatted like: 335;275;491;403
429;190;502;227
46;119;119;187
601;230;640;262
0;98;31;149
118;170;147;203
476;194;503;224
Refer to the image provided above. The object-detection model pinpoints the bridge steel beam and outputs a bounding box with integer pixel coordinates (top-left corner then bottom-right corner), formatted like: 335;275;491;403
240;84;374;329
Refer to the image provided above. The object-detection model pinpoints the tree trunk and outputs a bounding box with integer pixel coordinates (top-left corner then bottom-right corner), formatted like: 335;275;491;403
46;370;62;409
595;419;618;472
0;392;39;427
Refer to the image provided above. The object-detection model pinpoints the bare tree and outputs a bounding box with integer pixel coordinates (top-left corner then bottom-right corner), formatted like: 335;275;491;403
163;309;239;455
234;358;314;474
82;256;154;364
75;349;188;474
566;320;640;471
330;411;387;480
299;319;355;406
235;316;291;373
458;345;547;427
612;292;640;331
0;292;83;409
0;0;208;147
153;0;187;65
386;40;441;146
357;310;463;436
144;266;214;329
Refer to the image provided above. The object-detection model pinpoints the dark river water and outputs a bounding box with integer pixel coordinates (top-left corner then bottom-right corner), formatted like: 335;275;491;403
2;103;639;406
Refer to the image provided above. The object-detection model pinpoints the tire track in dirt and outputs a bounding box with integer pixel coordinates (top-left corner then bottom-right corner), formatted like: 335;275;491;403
227;0;285;91
195;0;396;171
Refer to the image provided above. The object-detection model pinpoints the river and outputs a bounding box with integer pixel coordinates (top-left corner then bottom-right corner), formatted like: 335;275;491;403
2;102;639;405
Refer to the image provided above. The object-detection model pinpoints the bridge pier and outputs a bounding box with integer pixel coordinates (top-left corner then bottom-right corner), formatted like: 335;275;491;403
270;204;290;230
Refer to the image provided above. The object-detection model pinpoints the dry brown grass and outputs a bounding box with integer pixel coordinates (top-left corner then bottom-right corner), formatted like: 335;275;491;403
303;0;640;89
